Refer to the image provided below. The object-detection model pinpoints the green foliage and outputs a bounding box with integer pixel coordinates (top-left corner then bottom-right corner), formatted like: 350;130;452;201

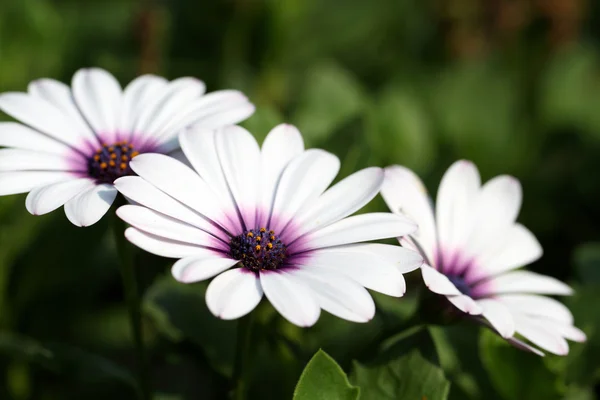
293;350;359;400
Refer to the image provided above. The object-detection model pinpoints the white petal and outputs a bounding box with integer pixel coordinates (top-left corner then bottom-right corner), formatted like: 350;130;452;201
300;247;408;297
0;93;85;147
435;160;481;260
446;294;483;315
514;316;569;356
160;90;253;136
464;175;523;259
270;149;340;233
294;167;384;236
28;78;98;143
114;176;226;240
0;149;77;171
215;126;261;229
72;68;123;143
421;264;461;295
468;224;543;282
0;122;78;155
381;165;437;265
259;124;304;220
326;243;423;274
260;270;320;327
179;128;232;206
172;255;238;283
290;268;375;323
26;178;95;215
133;77;206;139
129;153;234;233
124;227;214;258
64;183;117;227
116;205;226;249
538;318;587;342
496;294;574;324
480;271;573;296
477;298;515;338
119;74;168;135
505;336;545;356
0;171;74;196
206;268;263;320
301;213;417;251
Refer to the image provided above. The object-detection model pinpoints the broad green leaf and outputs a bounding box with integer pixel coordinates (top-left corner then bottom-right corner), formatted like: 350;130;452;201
351;349;450;400
293;349;359;400
479;329;561;400
143;276;237;377
292;63;364;144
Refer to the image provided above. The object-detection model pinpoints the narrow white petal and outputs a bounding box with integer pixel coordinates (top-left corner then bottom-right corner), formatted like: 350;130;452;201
259;124;304;219
302;247;408;296
187;102;255;131
477;298;515;338
480;271;573;296
206;268;263;320
117;205;225;248
505;336;545;356
469;224;543;281
538;318;587;343
290;268;375;323
134;77;206;139
381;165;437;265
302;213;417;251
26;178;95;215
72;68;123;142
0;122;77;154
215;126;261;229
421;264;461;295
124;227;214;258
0;149;77;171
0;93;84;147
28;78;98;143
446;294;483;315
270;149;340;232
129;153;234;232
0;171;74;196
348;243;423;273
114;176;225;239
435;160;481;257
496;294;574;324
514;316;569;356
464;175;523;258
172;255;238;283
294;167;384;235
64;184;117;227
260;270;320;327
119;74;168;135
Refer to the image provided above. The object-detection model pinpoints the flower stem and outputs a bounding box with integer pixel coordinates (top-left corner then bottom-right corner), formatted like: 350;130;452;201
112;200;151;400
232;311;255;400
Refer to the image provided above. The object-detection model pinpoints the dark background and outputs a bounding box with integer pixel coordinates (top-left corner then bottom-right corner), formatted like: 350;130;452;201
0;0;599;399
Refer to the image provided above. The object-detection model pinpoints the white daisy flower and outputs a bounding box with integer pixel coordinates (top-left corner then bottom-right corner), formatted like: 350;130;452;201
381;160;586;356
114;124;422;327
0;68;254;227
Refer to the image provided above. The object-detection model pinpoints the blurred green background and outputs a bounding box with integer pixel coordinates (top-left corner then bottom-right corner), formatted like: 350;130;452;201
1;0;600;399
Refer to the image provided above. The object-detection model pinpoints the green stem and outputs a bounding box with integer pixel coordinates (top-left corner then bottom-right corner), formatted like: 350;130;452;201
232;311;255;400
112;201;151;400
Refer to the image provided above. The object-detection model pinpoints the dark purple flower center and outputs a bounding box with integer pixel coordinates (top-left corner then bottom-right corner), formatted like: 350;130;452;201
88;141;140;184
447;274;472;297
230;227;288;271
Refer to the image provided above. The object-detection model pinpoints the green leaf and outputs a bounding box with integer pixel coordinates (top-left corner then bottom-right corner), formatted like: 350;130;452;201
479;329;561;400
293;349;360;400
573;242;600;284
292;63;365;144
351;349;450;400
143;275;237;377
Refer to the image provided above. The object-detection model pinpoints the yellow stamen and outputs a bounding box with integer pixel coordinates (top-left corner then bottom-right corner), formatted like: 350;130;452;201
247;232;254;237
120;162;127;170
255;245;261;251
94;155;100;161
260;227;266;233
267;243;273;249
109;160;116;167
100;162;107;169
110;153;117;160
121;155;129;161
131;151;140;158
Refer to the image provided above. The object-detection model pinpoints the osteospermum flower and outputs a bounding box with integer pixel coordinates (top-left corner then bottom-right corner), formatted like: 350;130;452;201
0;68;254;226
381;160;586;355
114;124;423;326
